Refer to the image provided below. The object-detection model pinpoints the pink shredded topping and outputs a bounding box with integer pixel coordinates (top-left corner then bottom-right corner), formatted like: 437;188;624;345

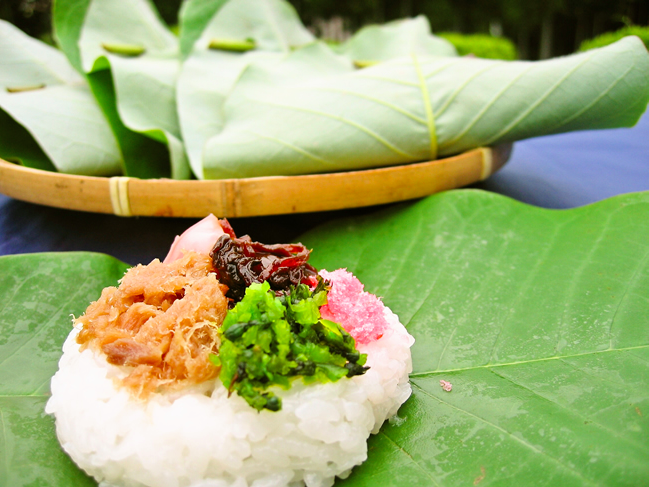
318;269;388;345
440;380;453;392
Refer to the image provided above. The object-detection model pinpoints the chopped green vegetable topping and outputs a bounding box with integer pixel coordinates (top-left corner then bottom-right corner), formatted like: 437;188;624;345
214;279;368;412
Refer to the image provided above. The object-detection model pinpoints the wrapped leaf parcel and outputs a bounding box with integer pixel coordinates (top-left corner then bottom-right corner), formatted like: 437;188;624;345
0;22;121;176
1;0;649;180
53;0;189;179
201;36;649;178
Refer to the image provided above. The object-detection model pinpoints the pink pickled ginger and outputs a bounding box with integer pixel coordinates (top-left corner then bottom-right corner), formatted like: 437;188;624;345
164;214;225;263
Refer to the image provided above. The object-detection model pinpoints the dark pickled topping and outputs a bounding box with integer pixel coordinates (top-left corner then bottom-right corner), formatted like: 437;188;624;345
210;226;317;302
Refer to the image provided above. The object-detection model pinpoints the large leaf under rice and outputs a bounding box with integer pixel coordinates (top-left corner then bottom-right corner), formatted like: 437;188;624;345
0;253;128;486
1;190;649;485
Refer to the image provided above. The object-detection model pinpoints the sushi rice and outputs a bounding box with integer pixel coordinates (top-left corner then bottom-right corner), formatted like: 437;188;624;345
46;302;414;487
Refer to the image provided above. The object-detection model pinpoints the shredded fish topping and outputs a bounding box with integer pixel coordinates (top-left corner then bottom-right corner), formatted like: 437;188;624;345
76;251;228;397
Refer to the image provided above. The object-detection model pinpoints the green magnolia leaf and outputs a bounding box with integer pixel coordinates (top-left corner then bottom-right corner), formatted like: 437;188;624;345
54;0;190;179
52;0;92;73
0;252;129;486
177;0;314;178
85;69;175;179
203;36;649;178
300;190;649;486
0;21;122;175
3;191;649;485
335;16;457;63
20;0;649;181
178;0;229;59
0;105;56;172
177;50;283;179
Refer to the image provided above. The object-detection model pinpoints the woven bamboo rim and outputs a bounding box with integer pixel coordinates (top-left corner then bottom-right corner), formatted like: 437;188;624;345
0;144;511;217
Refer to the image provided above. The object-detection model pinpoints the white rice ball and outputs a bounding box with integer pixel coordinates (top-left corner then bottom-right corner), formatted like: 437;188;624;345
46;307;414;487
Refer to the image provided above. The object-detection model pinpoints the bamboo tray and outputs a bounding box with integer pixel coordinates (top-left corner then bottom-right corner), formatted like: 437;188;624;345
0;144;511;217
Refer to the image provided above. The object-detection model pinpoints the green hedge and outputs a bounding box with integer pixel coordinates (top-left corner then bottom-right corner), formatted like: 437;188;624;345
579;25;649;52
438;32;518;60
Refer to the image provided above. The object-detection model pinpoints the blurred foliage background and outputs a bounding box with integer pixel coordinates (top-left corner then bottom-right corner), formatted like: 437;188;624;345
1;0;647;59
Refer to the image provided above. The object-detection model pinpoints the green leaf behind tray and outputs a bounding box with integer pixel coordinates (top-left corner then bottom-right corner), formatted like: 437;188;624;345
177;0;229;59
177;8;457;179
334;16;457;62
0;105;56;172
176;0;314;178
0;253;129;486
203;36;649;178
54;0;190;179
0;21;122;176
303;190;649;487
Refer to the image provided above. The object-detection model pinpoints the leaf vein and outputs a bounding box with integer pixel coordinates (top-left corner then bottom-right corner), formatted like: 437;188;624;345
379;430;443;487
411;53;437;159
405;197;499;327
404;211;469;326
0;276;27;319
411;381;602;486
382;212;423;299
308;86;427;125
606;242;649;349
0;408;8;478
245;96;418;159
627;351;649;365
435;327;457;371
433;209;525;370
545;63;635;133
487;368;649;455
31;375;54;396
554;209;616;353
0;275;90;369
411;344;649;376
433;61;505;119
243;129;336;166
483;51;597;145
440;63;535;149
261;0;288;51
354;74;419;87
487;218;571;364
423;58;466;79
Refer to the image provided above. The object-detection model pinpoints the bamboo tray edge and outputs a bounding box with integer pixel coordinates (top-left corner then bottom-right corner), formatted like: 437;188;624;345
0;144;512;218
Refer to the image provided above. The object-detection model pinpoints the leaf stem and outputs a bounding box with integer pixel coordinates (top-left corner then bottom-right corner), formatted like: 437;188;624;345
6;84;46;93
208;38;256;52
353;60;379;69
101;43;146;57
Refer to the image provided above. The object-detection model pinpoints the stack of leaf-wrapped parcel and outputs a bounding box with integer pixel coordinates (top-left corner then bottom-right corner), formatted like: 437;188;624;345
1;0;648;180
